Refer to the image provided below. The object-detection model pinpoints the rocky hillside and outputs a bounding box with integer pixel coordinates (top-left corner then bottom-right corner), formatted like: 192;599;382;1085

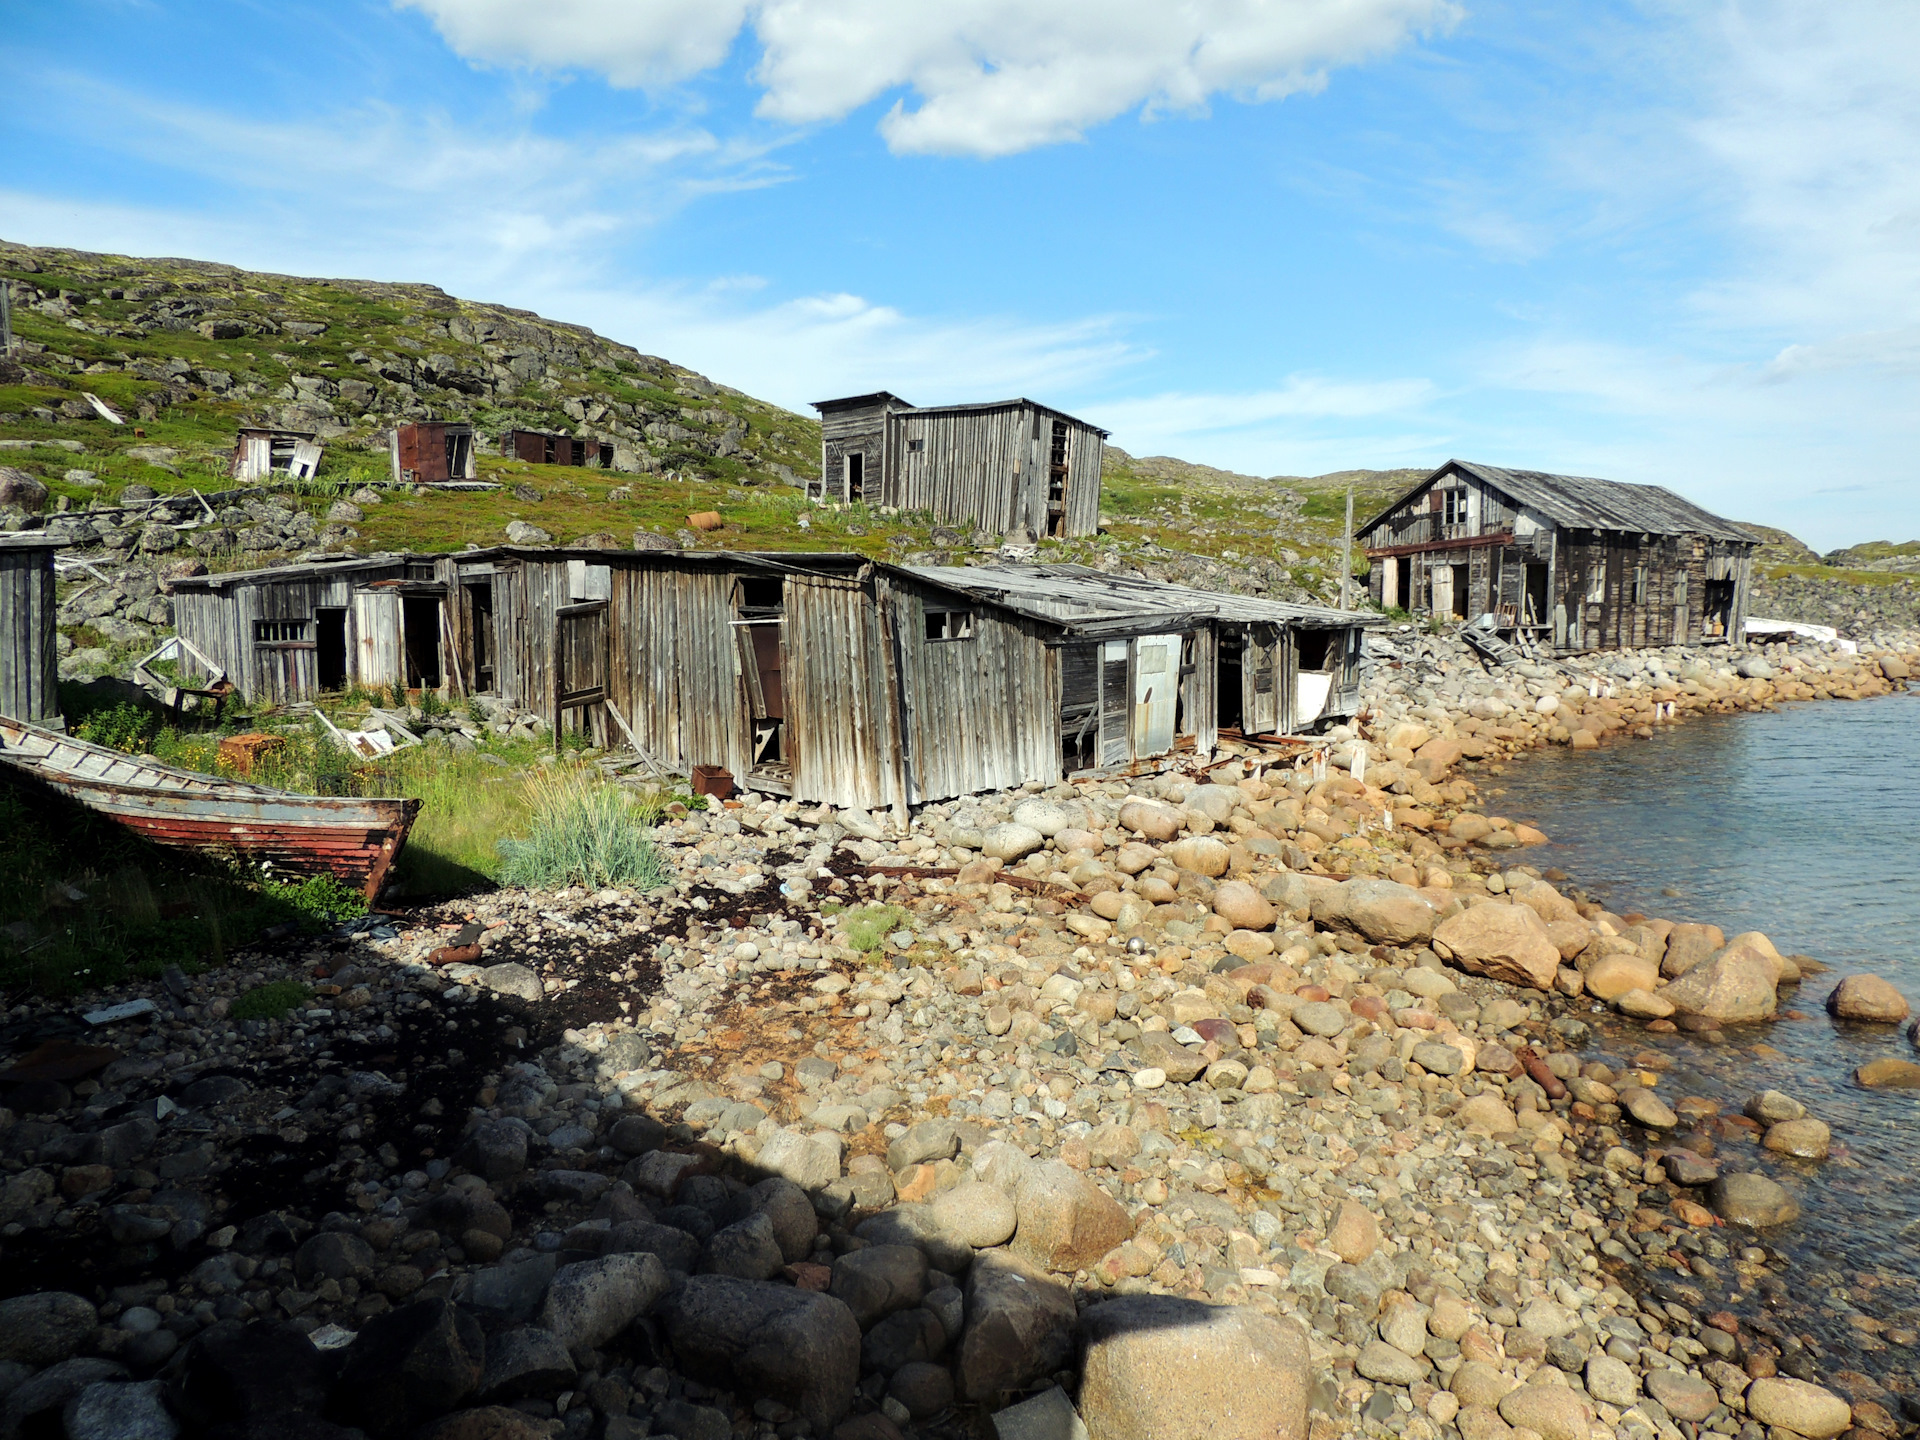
0;240;820;509
1820;539;1920;573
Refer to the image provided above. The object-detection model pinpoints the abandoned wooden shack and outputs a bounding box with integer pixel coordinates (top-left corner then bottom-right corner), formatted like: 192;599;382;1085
231;428;323;482
501;429;613;469
809;393;1107;538
1358;460;1759;653
170;546;1371;814
565;552;1370;812
0;535;67;729
391;421;476;484
170;555;453;704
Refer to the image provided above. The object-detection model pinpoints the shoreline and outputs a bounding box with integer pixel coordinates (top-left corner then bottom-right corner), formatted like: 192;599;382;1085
0;634;1917;1438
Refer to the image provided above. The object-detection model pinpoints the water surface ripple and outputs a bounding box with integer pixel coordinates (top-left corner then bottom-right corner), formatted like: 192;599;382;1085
1487;692;1920;1382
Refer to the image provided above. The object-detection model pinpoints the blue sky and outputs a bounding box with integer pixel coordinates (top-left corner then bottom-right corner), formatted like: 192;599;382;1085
4;0;1918;548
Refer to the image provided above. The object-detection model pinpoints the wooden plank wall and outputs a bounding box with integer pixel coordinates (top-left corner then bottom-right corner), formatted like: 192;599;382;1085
174;568;397;703
0;549;60;726
1062;424;1104;537
889;405;1035;534
784;572;903;812
491;558;576;718
885;576;1059;800
605;561;750;783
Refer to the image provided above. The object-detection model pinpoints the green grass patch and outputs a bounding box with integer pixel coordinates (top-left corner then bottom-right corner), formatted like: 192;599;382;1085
1762;563;1913;587
229;980;312;1021
840;904;912;954
495;768;670;891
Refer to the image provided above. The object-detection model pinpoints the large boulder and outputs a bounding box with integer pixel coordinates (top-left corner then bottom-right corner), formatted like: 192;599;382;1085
1661;922;1726;978
1709;1173;1800;1228
1166;837;1229;877
1827;974;1910;1023
1211;881;1275;932
1432;903;1562;989
1337;878;1438;945
331;1299;486;1438
1745;1378;1852;1438
1078;1296;1310;1440
956;1250;1077;1405
1118;801;1181;841
1585;953;1661;1001
172;1320;330;1427
0;467;49;512
829;1245;927;1328
1011;1162;1132;1273
1661;941;1779;1023
538;1252;668;1349
1498;1382;1595;1440
664;1276;860;1433
0;1291;98;1366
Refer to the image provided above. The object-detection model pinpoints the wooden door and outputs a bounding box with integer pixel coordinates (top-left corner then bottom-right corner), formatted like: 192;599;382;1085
1132;634;1178;758
352;590;403;687
1244;626;1279;734
554;601;608;743
1098;642;1129;765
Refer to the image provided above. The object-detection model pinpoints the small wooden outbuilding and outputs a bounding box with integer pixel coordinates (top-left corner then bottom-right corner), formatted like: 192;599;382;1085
231;428;323;482
391;421;476;484
0;535;66;729
501;430;612;469
1359;460;1759;652
810;393;1107;538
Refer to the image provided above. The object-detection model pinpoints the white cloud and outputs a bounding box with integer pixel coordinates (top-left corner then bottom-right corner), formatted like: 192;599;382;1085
398;0;1460;156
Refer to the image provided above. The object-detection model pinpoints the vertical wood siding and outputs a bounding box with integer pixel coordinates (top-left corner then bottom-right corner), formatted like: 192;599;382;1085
605;561;750;783
0;548;60;726
784;573;904;812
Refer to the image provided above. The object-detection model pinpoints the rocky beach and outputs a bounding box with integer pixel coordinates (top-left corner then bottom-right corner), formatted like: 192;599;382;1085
3;629;1919;1440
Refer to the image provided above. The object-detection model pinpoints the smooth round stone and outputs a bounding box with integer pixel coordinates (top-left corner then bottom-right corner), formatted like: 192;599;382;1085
1131;1068;1166;1090
1411;1041;1463;1076
1855;1057;1920;1088
1660;1149;1719;1186
1292;1001;1346;1038
1356;1339;1429;1385
1709;1172;1800;1228
981;823;1045;861
1744;1090;1806;1123
1745;1378;1853;1439
1826;973;1910;1023
1623;1089;1678;1129
1763;1118;1831;1160
1645;1369;1718;1422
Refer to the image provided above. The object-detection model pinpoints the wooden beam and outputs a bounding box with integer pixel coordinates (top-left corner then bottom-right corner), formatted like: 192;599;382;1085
1364;530;1515;559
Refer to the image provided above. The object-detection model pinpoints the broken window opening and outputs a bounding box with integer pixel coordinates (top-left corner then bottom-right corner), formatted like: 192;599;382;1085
254;618;311;647
925;608;975;642
1296;629;1335;672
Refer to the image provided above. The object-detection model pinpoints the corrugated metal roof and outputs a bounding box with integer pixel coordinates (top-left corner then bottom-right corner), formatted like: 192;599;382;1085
1361;460;1759;544
895;563;1374;635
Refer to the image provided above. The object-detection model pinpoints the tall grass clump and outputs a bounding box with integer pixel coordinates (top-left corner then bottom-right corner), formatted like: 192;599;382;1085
496;769;669;892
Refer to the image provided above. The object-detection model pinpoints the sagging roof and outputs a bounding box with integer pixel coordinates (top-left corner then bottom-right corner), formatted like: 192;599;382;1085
811;394;1111;438
1362;459;1759;545
167;554;412;591
897;563;1374;636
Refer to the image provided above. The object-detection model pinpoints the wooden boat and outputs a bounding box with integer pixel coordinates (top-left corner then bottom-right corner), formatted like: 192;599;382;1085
0;716;419;900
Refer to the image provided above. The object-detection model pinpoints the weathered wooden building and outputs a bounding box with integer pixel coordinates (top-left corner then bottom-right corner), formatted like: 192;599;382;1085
171;555;449;704
172;547;1370;813
0;536;66;728
231;428;323;482
810;394;1107;538
501;430;612;469
391;421;476;484
1358;460;1758;653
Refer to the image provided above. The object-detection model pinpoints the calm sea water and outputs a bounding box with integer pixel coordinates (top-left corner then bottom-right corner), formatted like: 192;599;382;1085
1486;690;1920;1378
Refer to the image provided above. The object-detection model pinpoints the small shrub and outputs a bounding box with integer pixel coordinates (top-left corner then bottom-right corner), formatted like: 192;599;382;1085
72;701;160;752
841;904;911;954
496;769;669;891
230;980;311;1021
264;872;369;927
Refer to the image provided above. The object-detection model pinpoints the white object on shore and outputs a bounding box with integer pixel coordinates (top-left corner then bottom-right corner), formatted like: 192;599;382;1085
1746;616;1858;653
83;998;159;1025
1350;743;1367;783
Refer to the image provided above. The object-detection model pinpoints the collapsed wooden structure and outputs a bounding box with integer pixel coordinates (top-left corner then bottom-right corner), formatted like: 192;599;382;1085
810;393;1107;539
0;535;66;729
1359;460;1759;653
172;549;1372;810
231;427;323;482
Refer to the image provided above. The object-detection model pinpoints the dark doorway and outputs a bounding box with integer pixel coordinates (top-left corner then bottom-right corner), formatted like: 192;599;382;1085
1703;578;1735;638
1216;630;1244;731
315;608;347;691
1047;419;1069;536
1395;557;1412;612
466;583;495;692
1450;563;1471;618
1523;564;1549;628
401;596;442;688
1060;642;1100;772
845;451;865;502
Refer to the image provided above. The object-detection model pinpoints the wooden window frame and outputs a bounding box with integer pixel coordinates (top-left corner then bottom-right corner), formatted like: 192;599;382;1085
253;618;314;650
924;608;975;642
